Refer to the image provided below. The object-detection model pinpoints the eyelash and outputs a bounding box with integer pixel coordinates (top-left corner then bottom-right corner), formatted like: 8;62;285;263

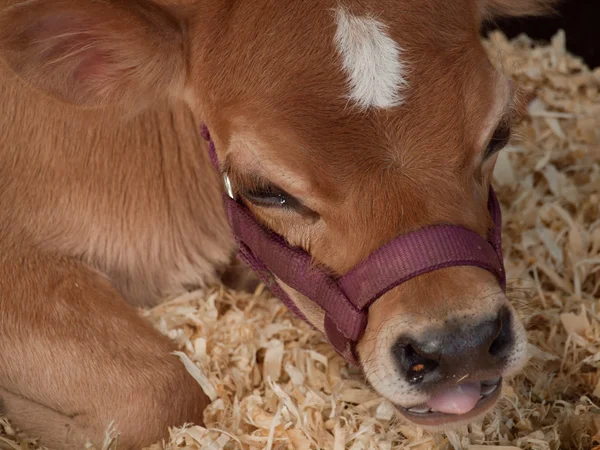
242;184;302;210
484;126;511;159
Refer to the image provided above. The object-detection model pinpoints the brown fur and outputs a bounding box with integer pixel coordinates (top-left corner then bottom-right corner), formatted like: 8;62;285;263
481;0;561;20
0;0;558;448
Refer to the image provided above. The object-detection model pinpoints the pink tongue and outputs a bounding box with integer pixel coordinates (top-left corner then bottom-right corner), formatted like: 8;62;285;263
426;382;482;414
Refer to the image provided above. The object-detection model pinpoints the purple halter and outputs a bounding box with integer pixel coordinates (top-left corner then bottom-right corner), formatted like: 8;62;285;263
201;126;506;366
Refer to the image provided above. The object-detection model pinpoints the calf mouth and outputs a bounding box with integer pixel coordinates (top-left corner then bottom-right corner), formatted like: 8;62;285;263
396;377;503;427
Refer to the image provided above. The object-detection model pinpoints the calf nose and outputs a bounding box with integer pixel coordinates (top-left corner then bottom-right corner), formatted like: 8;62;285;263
392;307;513;384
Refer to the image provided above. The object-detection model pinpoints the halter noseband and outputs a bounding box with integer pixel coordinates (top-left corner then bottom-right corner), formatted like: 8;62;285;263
201;125;506;366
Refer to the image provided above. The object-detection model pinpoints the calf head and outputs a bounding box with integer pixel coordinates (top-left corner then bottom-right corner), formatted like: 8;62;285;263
0;0;557;428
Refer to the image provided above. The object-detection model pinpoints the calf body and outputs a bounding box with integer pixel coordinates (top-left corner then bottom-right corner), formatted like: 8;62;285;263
0;58;236;448
0;0;557;448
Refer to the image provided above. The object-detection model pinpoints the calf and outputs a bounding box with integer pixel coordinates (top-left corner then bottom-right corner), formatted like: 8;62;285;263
0;0;556;448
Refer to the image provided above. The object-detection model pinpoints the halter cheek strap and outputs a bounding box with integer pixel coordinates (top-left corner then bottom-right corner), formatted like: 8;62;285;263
201;125;506;366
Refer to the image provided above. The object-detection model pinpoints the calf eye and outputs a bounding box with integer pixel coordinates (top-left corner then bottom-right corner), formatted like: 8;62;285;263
242;185;302;210
484;125;511;159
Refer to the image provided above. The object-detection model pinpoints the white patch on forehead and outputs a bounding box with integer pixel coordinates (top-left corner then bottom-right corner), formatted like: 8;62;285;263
333;7;408;109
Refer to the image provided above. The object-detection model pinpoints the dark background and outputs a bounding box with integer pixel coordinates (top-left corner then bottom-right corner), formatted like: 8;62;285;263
483;0;599;68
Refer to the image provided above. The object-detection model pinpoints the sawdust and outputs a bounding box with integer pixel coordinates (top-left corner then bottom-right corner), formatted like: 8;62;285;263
1;30;599;450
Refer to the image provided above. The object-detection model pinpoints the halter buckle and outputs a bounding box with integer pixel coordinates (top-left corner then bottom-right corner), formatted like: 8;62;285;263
223;173;235;199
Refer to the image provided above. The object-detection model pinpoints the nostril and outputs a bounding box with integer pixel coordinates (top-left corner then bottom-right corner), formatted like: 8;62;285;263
488;307;513;356
392;341;439;384
406;346;439;384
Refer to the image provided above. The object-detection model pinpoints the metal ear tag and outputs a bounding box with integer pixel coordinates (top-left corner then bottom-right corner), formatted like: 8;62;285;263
223;172;235;199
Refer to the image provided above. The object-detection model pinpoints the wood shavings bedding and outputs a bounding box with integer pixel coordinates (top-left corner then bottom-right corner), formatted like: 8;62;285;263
1;29;599;450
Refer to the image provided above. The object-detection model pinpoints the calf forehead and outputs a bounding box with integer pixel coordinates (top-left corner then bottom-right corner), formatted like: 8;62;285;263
254;56;498;182
199;0;500;192
198;0;481;107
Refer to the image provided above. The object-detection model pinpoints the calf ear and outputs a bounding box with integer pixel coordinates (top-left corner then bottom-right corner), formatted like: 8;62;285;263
0;0;186;108
481;0;560;19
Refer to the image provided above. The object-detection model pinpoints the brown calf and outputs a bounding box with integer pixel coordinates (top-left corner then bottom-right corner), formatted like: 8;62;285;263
0;0;557;448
